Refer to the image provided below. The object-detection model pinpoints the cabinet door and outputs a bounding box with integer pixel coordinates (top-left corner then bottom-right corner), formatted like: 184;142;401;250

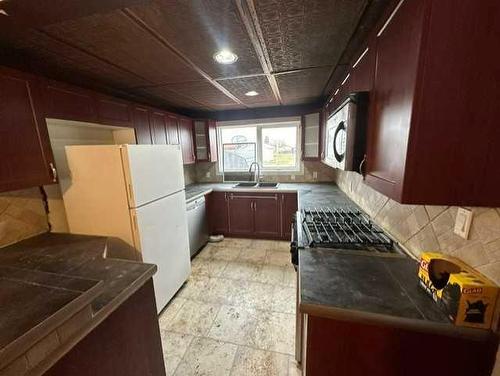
227;194;254;236
133;107;152;144
254;194;280;238
150;111;168;144
194;120;208;161
166;115;180;145
97;96;132;127
0;70;56;192
178;118;195;164
207;192;228;234
365;0;426;200
44;83;97;123
207;120;218;162
302;113;321;160
281;193;298;240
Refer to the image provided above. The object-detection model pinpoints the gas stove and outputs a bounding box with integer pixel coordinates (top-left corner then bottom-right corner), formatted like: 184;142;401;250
290;206;395;266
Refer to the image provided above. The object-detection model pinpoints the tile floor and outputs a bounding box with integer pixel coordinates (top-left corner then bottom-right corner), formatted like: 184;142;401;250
158;238;301;376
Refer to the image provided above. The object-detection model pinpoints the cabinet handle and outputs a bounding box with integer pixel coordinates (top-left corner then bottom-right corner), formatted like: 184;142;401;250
49;162;57;182
359;154;367;177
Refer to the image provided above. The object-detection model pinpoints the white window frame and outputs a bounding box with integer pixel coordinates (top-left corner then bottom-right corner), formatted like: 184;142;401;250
217;120;302;174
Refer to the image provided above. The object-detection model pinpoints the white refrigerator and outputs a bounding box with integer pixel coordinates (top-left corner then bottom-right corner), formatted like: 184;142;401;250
62;144;191;313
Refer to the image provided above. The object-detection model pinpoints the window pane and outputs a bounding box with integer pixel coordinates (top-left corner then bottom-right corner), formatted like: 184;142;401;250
220;127;257;144
223;142;256;172
262;126;297;169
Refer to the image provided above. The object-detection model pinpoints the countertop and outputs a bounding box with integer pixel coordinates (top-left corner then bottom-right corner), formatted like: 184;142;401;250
184;182;354;209
299;248;494;339
0;233;156;375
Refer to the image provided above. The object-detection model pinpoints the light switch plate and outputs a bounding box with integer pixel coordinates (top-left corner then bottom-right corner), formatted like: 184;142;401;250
454;208;473;239
313;171;318;179
291;175;296;181
205;172;210;178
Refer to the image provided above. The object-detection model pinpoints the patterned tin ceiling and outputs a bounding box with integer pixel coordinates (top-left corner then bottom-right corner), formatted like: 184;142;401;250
0;0;390;113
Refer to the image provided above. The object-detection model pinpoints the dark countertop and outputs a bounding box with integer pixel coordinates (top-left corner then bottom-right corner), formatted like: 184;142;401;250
299;248;493;339
184;182;354;209
0;233;156;374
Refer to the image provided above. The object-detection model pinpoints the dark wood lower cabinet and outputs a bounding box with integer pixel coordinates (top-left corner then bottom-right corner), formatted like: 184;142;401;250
303;315;498;376
207;191;298;241
45;280;165;376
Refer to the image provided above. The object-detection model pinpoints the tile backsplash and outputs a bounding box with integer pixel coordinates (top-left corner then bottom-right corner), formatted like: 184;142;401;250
0;188;49;247
334;170;500;285
194;161;336;183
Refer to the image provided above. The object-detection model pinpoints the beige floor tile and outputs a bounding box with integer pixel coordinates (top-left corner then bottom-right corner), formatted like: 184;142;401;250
237;247;267;264
197;277;240;306
212;246;242;261
166;300;220;336
288;357;303;376
174;337;237;376
232;281;275;311
252;311;295;355
271;286;296;314
159;297;187;328
230;346;289;376
265;250;292;267
251;239;277;251
275;241;290;252
161;331;193;376
176;275;211;300
222;261;261;281
191;258;228;277
207;305;259;346
219;238;253;248
283;266;297;287
254;265;285;285
196;244;218;259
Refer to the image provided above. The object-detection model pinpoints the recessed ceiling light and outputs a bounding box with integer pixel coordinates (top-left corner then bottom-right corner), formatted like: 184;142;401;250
213;50;238;65
245;91;259;97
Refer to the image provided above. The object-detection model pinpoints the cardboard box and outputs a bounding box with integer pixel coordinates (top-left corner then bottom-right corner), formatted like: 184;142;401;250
418;252;499;329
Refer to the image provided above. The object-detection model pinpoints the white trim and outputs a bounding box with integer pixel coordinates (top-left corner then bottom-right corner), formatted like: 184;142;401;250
216;119;302;175
377;0;405;37
352;48;369;69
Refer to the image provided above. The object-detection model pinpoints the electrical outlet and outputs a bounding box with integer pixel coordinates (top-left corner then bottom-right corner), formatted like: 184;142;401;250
205;172;211;178
454;208;473;239
290;175;296;181
313;171;318;180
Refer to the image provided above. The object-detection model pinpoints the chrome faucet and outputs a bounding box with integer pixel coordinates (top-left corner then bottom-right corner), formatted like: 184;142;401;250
248;162;261;183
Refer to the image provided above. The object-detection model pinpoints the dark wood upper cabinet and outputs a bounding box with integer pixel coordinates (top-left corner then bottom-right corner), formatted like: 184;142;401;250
302;112;322;161
0;68;56;192
150;111;168;145
44;83;98;123
178;118;196;164
361;0;500;206
193;119;218;162
133;106;152;144
96;96;133;127
166;115;180;145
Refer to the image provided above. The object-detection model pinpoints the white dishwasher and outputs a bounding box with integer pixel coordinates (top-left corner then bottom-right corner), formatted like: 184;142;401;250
186;196;209;258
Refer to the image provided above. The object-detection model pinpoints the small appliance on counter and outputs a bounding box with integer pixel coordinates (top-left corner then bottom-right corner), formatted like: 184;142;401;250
290;206;395;267
418;252;499;329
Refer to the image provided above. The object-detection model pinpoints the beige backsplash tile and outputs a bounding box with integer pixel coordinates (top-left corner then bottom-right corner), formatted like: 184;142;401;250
0;187;48;248
333;170;500;285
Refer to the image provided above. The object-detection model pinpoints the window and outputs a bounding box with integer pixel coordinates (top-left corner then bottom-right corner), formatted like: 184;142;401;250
218;121;300;174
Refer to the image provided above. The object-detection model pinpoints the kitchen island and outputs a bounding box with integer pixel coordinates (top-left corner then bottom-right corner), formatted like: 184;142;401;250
0;233;165;376
297;248;499;376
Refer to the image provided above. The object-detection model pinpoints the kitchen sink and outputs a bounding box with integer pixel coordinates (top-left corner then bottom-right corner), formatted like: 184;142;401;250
232;182;258;188
232;182;280;188
257;182;279;188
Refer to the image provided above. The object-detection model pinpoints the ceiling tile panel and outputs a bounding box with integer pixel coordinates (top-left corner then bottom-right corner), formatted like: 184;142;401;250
254;0;369;72
217;76;277;106
275;67;331;105
42;11;203;84
137;85;213;110
1;30;152;89
129;0;264;79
